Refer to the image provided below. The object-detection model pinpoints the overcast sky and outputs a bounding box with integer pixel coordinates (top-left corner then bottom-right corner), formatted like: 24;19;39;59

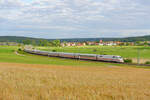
0;0;150;39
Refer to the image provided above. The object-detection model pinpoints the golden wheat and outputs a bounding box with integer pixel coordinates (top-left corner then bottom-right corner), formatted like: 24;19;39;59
0;63;149;100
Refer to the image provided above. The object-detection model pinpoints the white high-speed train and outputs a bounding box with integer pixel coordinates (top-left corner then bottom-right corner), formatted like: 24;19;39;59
24;49;124;63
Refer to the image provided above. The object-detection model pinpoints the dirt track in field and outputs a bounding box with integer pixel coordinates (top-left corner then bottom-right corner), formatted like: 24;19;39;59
132;58;150;64
0;62;150;100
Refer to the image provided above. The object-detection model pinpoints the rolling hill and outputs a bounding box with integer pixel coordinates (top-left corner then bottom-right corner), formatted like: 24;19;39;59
0;35;150;43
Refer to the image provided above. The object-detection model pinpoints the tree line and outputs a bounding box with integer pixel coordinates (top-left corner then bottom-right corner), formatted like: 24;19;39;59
23;39;61;47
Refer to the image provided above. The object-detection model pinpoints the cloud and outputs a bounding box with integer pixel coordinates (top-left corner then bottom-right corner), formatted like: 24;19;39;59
0;0;150;38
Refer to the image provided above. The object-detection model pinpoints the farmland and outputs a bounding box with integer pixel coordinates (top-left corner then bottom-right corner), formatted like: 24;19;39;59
38;46;150;63
0;46;150;100
0;63;150;100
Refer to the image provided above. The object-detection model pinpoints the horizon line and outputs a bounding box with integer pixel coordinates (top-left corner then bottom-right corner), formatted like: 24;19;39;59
0;35;149;40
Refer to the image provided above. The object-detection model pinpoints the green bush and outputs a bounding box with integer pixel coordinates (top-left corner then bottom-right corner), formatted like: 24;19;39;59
18;48;22;51
145;61;150;65
52;49;57;52
124;59;132;63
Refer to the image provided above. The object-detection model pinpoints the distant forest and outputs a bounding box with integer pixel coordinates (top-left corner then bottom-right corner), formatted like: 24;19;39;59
0;35;150;46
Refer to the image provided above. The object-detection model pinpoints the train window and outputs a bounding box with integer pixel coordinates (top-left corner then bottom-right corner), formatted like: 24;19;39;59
80;54;96;57
113;56;116;58
116;56;122;58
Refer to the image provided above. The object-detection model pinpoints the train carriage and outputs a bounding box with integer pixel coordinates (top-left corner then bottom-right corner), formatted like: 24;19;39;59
36;51;49;56
48;52;62;57
59;53;75;58
79;54;97;60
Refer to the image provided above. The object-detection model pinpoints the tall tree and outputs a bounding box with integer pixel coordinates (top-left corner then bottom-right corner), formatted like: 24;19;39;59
52;40;61;47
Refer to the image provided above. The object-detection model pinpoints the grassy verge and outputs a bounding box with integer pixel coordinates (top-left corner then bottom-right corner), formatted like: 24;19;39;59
0;46;150;68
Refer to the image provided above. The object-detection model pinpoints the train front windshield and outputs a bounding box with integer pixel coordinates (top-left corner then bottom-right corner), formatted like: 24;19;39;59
118;56;123;59
115;56;123;59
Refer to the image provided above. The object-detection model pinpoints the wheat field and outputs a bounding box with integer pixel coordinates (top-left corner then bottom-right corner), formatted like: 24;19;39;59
0;63;150;100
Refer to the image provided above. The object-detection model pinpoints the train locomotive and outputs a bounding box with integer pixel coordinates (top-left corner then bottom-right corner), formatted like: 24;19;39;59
24;49;124;63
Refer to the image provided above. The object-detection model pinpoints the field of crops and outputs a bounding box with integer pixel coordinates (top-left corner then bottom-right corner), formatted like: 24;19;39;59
0;46;150;100
38;46;150;63
0;62;150;100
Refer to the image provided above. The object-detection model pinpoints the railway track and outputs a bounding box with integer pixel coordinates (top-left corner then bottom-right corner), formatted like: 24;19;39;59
121;62;150;67
71;59;150;67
